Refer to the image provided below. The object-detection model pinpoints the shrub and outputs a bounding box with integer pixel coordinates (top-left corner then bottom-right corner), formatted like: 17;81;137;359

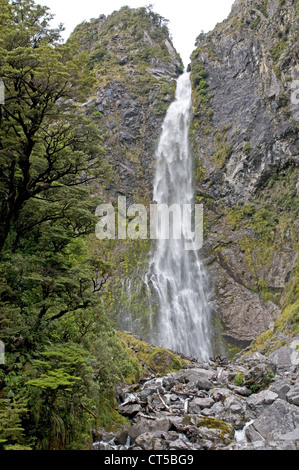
234;374;245;386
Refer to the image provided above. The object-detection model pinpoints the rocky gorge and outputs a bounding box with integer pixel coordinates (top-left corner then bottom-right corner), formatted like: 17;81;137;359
72;0;299;358
72;0;299;451
80;1;299;450
93;333;299;451
1;0;298;452
190;0;299;351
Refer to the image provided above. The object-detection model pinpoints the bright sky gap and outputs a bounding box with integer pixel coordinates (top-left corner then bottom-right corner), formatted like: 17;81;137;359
42;0;235;66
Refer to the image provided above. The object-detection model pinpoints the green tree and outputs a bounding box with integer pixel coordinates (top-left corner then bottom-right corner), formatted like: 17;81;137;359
0;0;108;252
0;396;29;450
0;1;146;450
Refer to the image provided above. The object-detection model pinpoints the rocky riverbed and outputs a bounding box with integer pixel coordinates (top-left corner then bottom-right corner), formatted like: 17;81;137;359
92;337;299;451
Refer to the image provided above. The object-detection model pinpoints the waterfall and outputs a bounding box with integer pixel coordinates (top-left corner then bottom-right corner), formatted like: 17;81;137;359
145;72;212;362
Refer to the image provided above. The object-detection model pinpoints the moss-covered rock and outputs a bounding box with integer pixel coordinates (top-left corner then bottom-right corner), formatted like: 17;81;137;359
118;332;189;377
248;299;299;355
197;417;234;446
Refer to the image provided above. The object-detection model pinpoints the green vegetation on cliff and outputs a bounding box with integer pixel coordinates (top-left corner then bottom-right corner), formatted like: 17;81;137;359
189;0;299;352
225;167;299;303
71;6;183;116
69;5;182;207
119;332;189;378
0;0;185;450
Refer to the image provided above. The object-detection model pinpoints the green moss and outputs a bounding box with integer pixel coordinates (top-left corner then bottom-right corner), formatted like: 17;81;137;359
190;62;213;119
97;394;130;432
273;65;282;81
227;345;241;360
238;234;276;292
154;101;170;116
118;332;189;377
250;16;261;30
234;374;245;386
257;0;269;17
249;298;299;354
87;45;107;69
271;39;287;63
195;158;207;182
277;93;288;108
213;145;232;169
115;338;144;385
212;131;233;169
281;298;299;336
197;417;234;442
196;193;215;208
4;444;32;451
225;204;256;228
257;276;275;302
247;370;275;394
243;142;252;152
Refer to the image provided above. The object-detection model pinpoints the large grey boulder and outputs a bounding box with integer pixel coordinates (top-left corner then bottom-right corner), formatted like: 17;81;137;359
268;337;299;372
286;386;299;407
236;352;276;388
189;397;215;413
245;399;299;446
269;379;291;400
118;403;142;418
128;418;171;442
246;390;278;418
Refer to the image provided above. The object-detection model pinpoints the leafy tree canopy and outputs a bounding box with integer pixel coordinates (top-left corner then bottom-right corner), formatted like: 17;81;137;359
0;0;135;451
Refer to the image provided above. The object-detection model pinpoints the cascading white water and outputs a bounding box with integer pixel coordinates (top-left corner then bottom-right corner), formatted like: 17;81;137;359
145;72;212;362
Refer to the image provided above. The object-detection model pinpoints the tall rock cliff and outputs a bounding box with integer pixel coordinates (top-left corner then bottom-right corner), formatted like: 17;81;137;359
190;0;299;350
68;7;183;335
71;6;183;205
69;3;298;355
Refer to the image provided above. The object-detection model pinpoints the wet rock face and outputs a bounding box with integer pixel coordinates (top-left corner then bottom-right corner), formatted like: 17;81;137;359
72;5;297;350
85;78;175;204
190;0;299;348
72;7;183;205
213;262;281;348
192;0;298;202
92;341;299;451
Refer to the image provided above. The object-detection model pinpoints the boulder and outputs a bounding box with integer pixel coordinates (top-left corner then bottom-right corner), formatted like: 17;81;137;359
245;399;299;444
207;394;247;430
286;386;299;407
246;390;278;417
196;417;235;449
134;431;169;450
237;352;276;388
275;428;299;450
168;438;193;450
237;352;276;373
183;368;215;384
162;373;179;391
114;430;129;446
268;337;299;372
269;379;291;400
189;397;215;413
128;418;171;442
134;431;190;451
118;403;142;418
196;376;213;391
